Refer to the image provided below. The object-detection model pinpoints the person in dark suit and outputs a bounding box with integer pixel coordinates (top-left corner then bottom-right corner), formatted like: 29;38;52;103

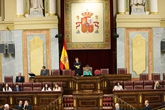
114;103;123;110
15;100;23;110
144;100;151;110
23;100;32;110
40;66;49;76
74;57;82;76
14;84;22;91
16;72;24;82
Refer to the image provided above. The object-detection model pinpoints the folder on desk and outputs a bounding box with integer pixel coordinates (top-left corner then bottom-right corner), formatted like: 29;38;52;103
28;73;36;77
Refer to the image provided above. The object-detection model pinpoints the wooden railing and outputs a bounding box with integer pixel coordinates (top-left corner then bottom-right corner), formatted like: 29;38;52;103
40;94;136;110
113;95;136;110
41;97;62;110
152;105;165;110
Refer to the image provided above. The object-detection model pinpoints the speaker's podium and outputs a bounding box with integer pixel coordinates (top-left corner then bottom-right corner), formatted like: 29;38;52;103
72;76;104;110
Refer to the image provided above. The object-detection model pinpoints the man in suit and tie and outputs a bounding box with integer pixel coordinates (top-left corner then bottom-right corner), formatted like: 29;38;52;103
15;100;23;110
14;84;22;91
144;100;151;110
40;66;49;76
16;72;24;82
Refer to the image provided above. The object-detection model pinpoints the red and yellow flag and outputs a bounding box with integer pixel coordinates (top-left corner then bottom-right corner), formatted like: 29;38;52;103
60;39;70;70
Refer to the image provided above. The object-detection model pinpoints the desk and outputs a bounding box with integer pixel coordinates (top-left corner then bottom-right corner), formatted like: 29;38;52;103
73;90;103;110
113;89;165;109
32;74;131;94
72;76;104;91
0;91;62;110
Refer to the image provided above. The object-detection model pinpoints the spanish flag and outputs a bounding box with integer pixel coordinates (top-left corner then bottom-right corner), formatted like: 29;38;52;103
60;39;70;70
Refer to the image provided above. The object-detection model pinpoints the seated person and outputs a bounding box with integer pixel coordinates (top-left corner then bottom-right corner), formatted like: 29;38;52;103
15;100;23;110
0;104;10;110
16;72;24;82
14;84;22;91
53;83;61;91
3;83;12;92
40;66;49;76
114;103;124;110
41;84;52;91
154;81;161;89
113;82;123;91
83;64;92;76
23;100;32;110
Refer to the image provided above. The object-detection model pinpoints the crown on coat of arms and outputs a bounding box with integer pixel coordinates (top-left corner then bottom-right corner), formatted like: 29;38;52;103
81;11;93;18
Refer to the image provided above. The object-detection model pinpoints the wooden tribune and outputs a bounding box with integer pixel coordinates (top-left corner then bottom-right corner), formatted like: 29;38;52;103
0;91;62;110
113;89;165;109
32;74;131;94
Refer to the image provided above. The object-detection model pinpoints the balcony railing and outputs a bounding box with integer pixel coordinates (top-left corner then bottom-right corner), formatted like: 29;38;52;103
41;97;62;110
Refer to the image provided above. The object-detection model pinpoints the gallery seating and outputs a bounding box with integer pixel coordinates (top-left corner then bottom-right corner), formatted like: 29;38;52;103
112;80;165;90
71;70;75;76
51;69;60;76
123;81;133;90
33;82;42;91
117;68;127;74
140;73;148;80
0;82;3;87
100;68;109;75
0;82;63;92
94;69;101;76
23;82;33;91
62;69;72;75
143;80;153;89
4;76;13;83
163;73;165;80
152;73;160;80
133;81;143;90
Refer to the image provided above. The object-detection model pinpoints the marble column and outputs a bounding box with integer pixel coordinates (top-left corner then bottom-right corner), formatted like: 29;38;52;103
150;0;158;14
16;0;24;17
118;0;125;14
49;0;56;16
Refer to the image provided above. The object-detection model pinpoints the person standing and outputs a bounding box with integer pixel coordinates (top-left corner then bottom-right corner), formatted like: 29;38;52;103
40;66;49;76
74;57;82;76
144;100;151;110
16;72;24;82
